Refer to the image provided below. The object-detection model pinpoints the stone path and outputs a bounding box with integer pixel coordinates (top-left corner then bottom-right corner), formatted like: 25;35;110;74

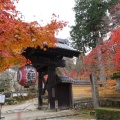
1;109;81;120
2;98;37;114
0;99;96;120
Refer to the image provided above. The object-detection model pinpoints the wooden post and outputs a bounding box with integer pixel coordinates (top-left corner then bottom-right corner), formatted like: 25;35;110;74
70;83;73;109
90;73;99;108
48;65;56;109
38;72;43;109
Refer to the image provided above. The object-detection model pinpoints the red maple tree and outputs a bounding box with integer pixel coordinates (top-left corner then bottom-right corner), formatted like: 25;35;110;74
0;0;67;72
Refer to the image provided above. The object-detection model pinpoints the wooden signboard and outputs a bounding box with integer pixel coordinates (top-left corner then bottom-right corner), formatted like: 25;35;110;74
0;94;5;119
0;95;5;104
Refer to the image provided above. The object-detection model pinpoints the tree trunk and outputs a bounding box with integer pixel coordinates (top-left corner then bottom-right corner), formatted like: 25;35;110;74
98;49;106;81
90;73;99;108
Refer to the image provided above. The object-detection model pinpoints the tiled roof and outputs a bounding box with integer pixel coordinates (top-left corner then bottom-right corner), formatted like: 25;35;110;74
73;80;105;85
73;80;91;85
57;76;73;83
22;38;80;60
57;76;105;85
55;38;79;52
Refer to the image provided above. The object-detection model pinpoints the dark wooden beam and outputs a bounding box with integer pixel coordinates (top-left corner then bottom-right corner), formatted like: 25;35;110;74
22;46;80;59
48;65;56;109
32;57;66;67
38;72;43;109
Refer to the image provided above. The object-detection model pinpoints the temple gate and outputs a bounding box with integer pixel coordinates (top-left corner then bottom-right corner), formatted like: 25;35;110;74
22;38;80;109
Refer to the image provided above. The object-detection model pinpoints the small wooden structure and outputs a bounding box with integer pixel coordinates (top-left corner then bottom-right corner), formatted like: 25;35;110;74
56;76;73;109
22;38;80;109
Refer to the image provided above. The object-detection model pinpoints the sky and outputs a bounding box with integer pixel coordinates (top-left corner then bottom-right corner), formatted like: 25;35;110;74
15;0;76;39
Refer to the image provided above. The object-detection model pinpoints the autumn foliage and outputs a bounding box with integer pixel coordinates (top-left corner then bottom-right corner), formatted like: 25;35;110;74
110;28;120;70
0;0;67;72
63;27;120;80
79;13;119;76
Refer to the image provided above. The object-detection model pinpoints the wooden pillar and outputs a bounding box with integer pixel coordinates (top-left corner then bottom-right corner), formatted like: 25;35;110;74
48;65;56;109
38;71;43;109
90;73;99;108
69;83;73;108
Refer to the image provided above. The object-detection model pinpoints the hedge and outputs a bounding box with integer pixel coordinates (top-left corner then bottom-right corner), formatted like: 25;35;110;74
95;107;120;120
111;71;120;79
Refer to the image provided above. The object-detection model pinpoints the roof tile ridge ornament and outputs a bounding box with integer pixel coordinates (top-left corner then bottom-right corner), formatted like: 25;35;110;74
57;38;69;45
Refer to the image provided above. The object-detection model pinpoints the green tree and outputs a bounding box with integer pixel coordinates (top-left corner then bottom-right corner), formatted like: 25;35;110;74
0;70;12;91
0;66;19;92
70;0;119;52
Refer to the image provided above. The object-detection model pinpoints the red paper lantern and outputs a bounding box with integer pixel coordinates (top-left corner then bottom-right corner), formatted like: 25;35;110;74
17;65;37;87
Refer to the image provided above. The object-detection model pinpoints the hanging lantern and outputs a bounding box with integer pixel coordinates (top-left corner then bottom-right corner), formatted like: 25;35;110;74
17;65;37;87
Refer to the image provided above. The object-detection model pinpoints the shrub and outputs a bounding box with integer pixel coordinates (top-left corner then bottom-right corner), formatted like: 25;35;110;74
13;96;30;101
5;98;17;105
0;88;4;92
95;107;120;120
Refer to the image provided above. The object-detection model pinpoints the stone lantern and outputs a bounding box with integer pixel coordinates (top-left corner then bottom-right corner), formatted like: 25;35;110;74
116;77;120;92
112;71;120;92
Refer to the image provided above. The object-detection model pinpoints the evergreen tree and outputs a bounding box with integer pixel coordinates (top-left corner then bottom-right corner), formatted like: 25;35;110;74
70;0;119;52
